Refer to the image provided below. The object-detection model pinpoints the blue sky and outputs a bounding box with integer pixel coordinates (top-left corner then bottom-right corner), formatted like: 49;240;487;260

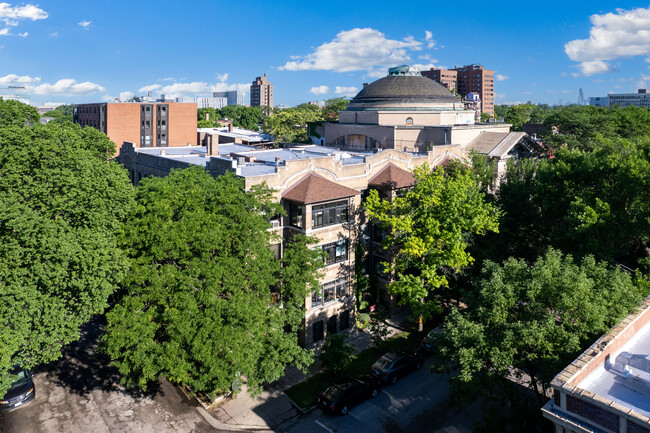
1;1;650;107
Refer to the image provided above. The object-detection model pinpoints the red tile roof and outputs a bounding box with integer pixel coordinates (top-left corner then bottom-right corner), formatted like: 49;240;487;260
282;173;359;204
368;163;415;190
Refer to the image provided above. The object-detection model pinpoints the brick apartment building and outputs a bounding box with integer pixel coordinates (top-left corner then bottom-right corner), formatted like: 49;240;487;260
250;73;273;109
542;295;650;433
422;64;495;117
74;102;197;151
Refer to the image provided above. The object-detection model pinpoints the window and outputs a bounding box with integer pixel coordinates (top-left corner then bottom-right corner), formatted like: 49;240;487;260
327;316;337;334
311;200;349;229
406;117;413;126
312;278;350;308
340;310;350;330
322;239;348;265
289;202;303;228
313;320;324;343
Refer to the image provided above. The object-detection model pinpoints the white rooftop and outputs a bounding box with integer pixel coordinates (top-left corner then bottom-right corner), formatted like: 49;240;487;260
198;127;273;142
578;319;650;417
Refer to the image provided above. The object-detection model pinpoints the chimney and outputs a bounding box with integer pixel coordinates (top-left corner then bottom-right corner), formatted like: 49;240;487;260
228;123;233;133
207;135;218;156
363;83;369;88
205;112;210;121
275;156;280;166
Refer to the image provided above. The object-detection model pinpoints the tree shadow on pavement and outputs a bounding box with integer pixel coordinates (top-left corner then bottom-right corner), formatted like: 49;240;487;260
41;315;162;400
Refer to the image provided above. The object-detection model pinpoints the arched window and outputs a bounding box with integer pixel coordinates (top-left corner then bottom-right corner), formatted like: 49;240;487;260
406;117;413;126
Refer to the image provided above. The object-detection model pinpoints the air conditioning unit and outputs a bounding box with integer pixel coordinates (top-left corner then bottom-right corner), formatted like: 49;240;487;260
270;220;281;228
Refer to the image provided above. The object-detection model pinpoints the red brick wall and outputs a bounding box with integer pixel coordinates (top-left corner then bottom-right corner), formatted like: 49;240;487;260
566;395;619;432
106;103;141;150
167;102;197;146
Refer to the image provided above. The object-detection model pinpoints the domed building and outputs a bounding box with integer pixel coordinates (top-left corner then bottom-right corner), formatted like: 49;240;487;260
320;65;517;156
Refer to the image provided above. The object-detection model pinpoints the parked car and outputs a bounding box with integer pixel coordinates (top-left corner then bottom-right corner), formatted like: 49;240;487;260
421;328;441;353
0;367;35;411
371;351;423;385
318;375;381;415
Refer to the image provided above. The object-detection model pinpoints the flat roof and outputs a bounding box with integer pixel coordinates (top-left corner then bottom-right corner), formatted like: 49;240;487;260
198;127;273;142
578;318;650;417
132;144;374;177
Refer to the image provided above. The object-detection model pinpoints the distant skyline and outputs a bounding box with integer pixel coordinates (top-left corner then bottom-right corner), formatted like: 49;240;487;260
1;1;650;107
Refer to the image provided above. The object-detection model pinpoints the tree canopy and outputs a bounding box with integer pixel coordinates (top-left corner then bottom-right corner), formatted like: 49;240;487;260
197;106;262;130
364;164;500;324
437;249;647;405
0;98;40;128
0;121;134;397
102;167;320;395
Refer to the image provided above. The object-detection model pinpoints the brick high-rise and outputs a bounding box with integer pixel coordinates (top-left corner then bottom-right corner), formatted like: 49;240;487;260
74;102;197;150
422;64;495;117
250;73;273;109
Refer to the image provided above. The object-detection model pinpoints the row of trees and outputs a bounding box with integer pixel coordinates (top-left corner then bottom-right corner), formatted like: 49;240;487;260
364;104;650;431
0;100;322;398
196;98;350;143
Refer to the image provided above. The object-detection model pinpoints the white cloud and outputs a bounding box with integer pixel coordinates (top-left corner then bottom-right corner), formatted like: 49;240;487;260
520;91;532;95
159;77;176;82
577;60;617;76
78;20;91;28
216;73;228;82
495;93;506;100
279;28;423;73
561;90;572;94
49;31;57;37
119;91;134;100
592;78;604;83
0;2;47;36
310;85;329;95
0;3;48;21
637;74;650;89
138;84;161;93
496;74;509;81
561;71;568;77
0;73;40;84
33;79;105;96
565;7;650;76
334;86;358;96
424;30;436;49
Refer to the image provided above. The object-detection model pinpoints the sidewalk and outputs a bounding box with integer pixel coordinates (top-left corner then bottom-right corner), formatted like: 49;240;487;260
197;308;412;431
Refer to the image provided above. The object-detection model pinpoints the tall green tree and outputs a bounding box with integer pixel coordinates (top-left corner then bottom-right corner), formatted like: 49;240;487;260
261;108;324;143
504;103;535;131
364;165;500;326
102;168;318;395
0;98;39;128
322;97;349;121
0;122;134;397
436;249;647;414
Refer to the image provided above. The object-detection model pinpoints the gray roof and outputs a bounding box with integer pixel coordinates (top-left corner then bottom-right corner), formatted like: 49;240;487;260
351;75;458;104
465;132;528;158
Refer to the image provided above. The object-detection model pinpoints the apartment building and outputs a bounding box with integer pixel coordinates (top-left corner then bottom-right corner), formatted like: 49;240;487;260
74;102;197;151
422;64;495;117
250;73;273;108
542;295;650;433
213;90;245;106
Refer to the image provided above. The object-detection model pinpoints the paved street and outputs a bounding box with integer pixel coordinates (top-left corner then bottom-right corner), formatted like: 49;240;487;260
1;319;221;433
281;359;482;433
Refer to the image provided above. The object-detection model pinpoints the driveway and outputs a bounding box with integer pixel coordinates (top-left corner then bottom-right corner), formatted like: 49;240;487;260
1;318;220;433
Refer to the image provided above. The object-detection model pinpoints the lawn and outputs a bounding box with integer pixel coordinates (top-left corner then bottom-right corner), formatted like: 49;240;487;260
285;331;424;409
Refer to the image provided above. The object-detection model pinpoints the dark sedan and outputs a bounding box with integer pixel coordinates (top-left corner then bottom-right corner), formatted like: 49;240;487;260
318;376;381;415
0;368;35;411
371;351;423;385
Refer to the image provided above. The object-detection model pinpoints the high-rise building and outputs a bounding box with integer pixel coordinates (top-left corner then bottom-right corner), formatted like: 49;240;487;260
250;73;273;108
213;90;245;106
422;64;495;117
74;102;197;151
